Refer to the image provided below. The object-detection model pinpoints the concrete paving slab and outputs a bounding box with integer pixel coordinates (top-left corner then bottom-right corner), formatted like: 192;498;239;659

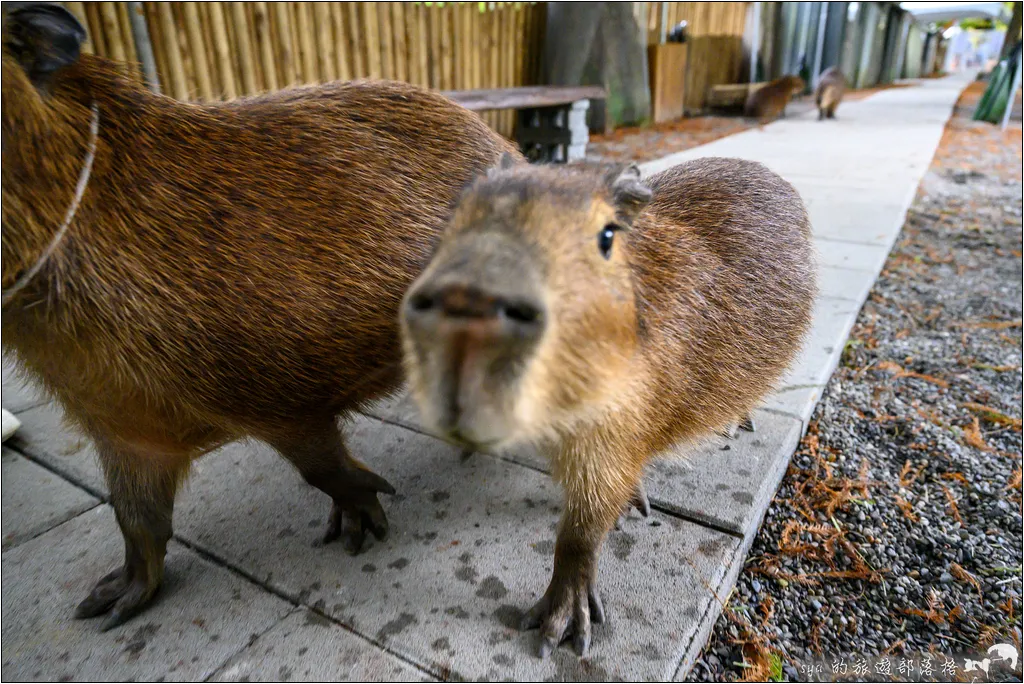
817;265;877;304
0;506;292;683
644;410;803;537
2;446;99;550
6;401;107;496
762;296;862;425
210;609;432;682
813;236;892;274
174;414;740;681
804;194;907;246
2;355;48;414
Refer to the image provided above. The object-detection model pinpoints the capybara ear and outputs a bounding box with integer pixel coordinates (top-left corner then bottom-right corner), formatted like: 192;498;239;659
485;151;518;178
3;2;86;93
605;163;653;224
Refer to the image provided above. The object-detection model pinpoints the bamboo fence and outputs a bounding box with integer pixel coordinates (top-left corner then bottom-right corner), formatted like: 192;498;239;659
64;2;546;138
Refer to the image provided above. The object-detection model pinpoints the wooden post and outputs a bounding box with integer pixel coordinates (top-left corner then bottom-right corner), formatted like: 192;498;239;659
126;2;160;92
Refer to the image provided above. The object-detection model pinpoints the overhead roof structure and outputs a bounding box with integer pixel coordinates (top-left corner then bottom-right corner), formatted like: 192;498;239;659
900;2;1012;25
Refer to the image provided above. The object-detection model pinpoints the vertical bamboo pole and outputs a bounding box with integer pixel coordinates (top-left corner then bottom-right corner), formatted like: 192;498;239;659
208;2;237;98
272;2;297;86
156;3;188;99
182;3;212;99
142;3;169;87
115;2;141;76
440;3;454;90
83;2;105;54
98;3;127;62
346;3;365;78
198;3;222;96
377;2;394;80
252;2;277;91
471;3;483;89
230;2;258;94
364;2;382;78
327;3;347;81
312;2;335;83
392;2;408;82
296;3;318;83
415;3;429;87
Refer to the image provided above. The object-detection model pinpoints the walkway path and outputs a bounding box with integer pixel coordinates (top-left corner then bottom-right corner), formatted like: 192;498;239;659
1;73;971;682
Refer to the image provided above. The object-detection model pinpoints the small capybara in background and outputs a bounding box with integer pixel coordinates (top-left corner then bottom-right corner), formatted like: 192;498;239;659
744;74;806;123
400;154;817;658
815;66;847;120
1;3;521;629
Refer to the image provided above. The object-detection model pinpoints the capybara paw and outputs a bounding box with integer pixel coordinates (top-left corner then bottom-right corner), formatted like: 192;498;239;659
720;413;756;440
320;493;390;554
739;412;756;433
75;566;160;630
520;578;605;658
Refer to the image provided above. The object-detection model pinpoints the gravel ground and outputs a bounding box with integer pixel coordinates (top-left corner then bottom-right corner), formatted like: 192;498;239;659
683;81;1024;683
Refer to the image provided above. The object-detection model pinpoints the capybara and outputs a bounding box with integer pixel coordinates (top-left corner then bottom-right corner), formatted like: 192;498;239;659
744;74;806;123
1;3;521;630
815;66;847;120
400;154;817;657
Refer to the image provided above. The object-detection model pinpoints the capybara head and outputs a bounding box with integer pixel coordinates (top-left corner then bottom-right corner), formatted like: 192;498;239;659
781;74;806;95
400;154;652;449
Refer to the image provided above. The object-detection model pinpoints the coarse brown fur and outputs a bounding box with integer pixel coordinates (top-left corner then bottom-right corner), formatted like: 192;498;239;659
815;66;847;120
400;156;817;658
2;5;520;630
744;74;806;124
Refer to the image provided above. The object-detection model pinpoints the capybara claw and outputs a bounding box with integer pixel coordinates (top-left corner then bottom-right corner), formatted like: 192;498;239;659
522;578;602;658
321;494;389;554
76;566;159;629
740;413;756;433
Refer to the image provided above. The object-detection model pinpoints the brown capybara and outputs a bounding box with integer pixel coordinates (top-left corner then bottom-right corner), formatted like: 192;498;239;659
1;3;521;630
815;66;847;120
744;74;806;123
400;154;817;658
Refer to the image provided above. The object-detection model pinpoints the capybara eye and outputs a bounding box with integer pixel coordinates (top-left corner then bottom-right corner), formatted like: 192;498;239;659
598;225;617;259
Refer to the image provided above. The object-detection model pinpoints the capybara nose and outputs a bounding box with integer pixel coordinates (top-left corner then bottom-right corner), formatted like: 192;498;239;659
406;282;544;338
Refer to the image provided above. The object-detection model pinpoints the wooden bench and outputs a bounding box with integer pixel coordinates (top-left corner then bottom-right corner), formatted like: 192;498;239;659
442;85;606;163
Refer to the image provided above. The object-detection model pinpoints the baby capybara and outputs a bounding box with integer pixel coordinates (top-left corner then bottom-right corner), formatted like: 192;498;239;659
815;66;847;120
1;4;520;629
400;154;816;658
744;74;806;123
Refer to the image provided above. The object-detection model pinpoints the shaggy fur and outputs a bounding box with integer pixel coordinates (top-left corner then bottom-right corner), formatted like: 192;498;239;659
401;157;817;658
815;66;847;120
2;8;520;630
744;74;806;124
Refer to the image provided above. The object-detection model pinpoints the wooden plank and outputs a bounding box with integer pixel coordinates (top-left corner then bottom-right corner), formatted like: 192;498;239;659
648;43;686;122
442;85;606;111
331;3;351;81
364;2;382;78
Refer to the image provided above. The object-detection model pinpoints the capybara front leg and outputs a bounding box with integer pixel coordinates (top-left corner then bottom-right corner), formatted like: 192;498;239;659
269;421;395;554
522;446;639;658
76;439;182;630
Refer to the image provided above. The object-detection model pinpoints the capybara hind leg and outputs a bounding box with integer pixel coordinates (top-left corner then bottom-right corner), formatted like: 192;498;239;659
720;412;757;439
268;422;395;555
76;441;184;630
